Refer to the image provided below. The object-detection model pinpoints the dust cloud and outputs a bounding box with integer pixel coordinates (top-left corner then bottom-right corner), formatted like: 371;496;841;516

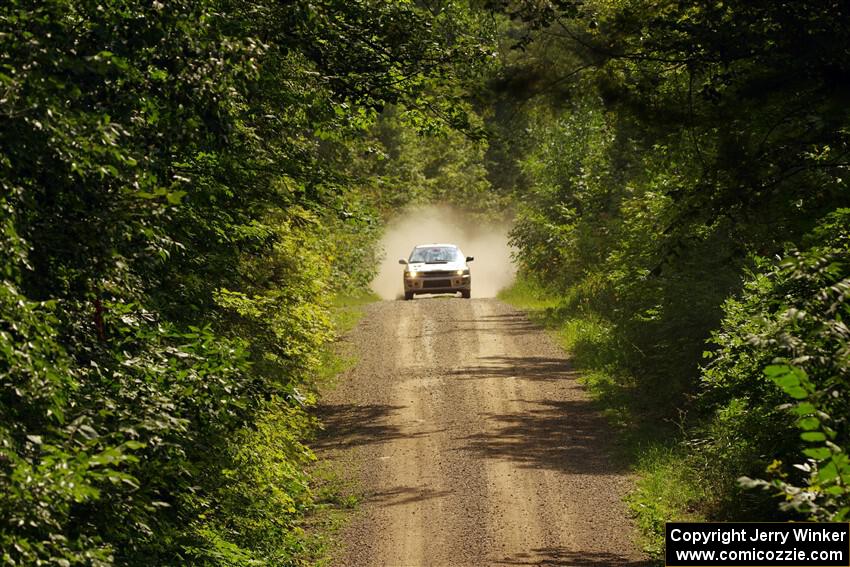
371;205;515;300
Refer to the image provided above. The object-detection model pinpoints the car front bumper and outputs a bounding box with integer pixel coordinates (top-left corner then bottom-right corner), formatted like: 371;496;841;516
404;273;470;294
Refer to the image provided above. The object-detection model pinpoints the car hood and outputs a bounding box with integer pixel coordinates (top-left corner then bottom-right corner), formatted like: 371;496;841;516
407;261;467;272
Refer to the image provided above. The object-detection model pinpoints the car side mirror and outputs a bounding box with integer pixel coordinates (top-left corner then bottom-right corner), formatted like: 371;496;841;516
398;258;408;265
466;256;474;262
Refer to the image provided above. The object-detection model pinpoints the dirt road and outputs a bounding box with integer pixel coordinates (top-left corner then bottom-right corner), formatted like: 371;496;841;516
317;298;648;567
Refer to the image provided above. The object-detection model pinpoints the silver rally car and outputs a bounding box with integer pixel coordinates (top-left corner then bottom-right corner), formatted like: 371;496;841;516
399;244;473;300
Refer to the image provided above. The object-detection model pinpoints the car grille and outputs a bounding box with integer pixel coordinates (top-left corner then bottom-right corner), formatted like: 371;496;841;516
423;270;456;277
423;279;452;289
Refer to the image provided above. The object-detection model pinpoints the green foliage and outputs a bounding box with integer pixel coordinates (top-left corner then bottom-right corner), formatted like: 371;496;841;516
349;104;506;218
707;210;850;521
495;0;850;408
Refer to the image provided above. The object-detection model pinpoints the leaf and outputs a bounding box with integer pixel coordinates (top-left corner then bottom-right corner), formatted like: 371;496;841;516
786;386;809;400
774;374;801;389
801;432;827;442
803;447;831;460
791;402;817;416
763;364;792;378
764;365;810;398
166;191;187;205
818;461;839;483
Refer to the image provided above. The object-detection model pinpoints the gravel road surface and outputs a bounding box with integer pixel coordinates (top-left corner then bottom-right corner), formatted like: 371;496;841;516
316;298;648;567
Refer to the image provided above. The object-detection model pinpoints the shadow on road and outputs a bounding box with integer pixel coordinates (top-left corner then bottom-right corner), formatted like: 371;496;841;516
366;485;454;507
449;355;577;383
460;398;628;474
432;311;544;338
315;401;449;451
313;403;407;449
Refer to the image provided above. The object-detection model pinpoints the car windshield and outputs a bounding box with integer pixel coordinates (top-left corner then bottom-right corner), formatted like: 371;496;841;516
409;246;459;264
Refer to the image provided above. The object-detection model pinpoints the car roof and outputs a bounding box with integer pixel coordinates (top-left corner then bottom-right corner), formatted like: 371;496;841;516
413;243;458;248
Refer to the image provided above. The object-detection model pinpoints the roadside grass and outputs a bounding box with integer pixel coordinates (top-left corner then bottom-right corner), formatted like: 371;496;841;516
296;459;360;566
316;289;379;386
626;445;705;557
498;278;703;561
497;277;559;312
330;289;380;335
297;289;378;565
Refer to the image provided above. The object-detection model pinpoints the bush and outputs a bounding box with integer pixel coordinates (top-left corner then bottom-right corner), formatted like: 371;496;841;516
703;209;850;520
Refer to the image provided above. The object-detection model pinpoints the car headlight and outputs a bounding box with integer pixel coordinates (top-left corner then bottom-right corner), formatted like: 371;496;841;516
406;271;418;278
456;269;469;275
